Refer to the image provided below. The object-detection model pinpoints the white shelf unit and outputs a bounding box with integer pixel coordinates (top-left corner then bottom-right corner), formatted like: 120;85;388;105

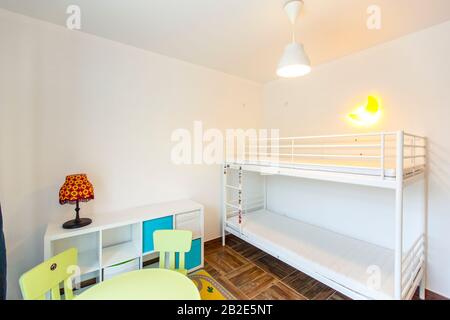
45;199;204;285
222;131;427;300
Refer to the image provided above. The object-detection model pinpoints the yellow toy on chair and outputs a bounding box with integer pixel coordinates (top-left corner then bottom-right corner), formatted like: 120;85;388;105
153;230;192;275
19;248;78;300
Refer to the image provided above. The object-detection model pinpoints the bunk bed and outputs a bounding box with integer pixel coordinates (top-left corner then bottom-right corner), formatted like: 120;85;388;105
222;131;427;300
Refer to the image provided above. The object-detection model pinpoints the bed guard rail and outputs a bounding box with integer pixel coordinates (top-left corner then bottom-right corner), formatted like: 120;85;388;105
232;131;427;180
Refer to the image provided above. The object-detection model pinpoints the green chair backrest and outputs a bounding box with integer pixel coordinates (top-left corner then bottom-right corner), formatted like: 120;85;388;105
19;248;78;300
153;230;192;273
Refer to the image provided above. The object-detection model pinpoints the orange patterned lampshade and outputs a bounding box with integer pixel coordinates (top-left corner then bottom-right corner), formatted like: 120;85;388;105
59;174;94;205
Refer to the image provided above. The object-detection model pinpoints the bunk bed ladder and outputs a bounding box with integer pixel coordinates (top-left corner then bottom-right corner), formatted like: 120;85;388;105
238;166;243;236
222;164;227;247
222;164;244;244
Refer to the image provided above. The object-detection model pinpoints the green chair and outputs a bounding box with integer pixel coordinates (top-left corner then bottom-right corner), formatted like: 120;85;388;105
153;230;193;275
19;248;78;300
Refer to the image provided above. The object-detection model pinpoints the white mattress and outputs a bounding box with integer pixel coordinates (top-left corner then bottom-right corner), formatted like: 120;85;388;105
244;161;400;178
227;210;395;300
235;159;416;178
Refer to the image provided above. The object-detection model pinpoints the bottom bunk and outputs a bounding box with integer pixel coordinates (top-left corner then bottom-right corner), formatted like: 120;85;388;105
226;210;402;300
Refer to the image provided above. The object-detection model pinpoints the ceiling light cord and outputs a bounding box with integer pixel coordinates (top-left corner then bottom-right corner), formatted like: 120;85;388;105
291;22;296;43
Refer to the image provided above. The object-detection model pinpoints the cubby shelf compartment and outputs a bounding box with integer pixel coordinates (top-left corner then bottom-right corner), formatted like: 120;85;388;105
48;231;101;275
101;223;141;268
102;242;141;268
78;249;101;274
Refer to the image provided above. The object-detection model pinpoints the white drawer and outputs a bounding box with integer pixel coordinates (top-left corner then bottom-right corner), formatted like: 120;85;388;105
175;211;202;239
103;258;140;281
176;210;201;223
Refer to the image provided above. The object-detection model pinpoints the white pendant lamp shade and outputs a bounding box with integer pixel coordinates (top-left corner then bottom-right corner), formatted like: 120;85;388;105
277;42;311;78
277;0;311;78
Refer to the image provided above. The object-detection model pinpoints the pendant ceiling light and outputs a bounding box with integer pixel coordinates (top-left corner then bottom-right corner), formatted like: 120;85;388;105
277;0;311;78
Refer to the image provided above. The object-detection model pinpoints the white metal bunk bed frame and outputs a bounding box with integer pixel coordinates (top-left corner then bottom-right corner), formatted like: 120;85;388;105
222;131;427;300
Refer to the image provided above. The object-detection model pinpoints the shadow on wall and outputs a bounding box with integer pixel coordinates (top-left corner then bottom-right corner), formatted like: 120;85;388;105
428;140;450;191
423;139;450;296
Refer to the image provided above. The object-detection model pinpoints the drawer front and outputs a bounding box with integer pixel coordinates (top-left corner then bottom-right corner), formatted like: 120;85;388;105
142;216;173;253
176;210;201;223
175;211;202;239
103;258;140;281
177;238;202;271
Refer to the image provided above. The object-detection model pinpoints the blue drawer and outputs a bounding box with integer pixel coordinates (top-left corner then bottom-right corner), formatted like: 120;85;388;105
177;238;202;270
142;216;173;253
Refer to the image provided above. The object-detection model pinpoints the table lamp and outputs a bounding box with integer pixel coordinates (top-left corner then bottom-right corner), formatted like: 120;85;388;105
59;174;94;229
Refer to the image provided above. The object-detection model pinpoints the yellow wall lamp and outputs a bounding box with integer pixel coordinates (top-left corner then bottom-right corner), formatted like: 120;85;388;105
347;96;382;127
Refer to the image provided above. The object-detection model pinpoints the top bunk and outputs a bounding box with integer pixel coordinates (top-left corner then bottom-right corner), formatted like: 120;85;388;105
225;131;426;189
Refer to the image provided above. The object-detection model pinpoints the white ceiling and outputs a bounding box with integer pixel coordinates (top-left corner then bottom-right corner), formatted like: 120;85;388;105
1;0;450;83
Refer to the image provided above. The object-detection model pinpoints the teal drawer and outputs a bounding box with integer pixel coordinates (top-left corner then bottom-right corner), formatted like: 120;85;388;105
142;216;173;253
177;238;202;270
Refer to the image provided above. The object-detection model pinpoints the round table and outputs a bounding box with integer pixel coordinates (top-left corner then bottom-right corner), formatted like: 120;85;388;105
75;269;201;300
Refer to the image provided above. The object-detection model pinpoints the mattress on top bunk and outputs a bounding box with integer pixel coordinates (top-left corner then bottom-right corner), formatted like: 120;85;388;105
236;159;420;178
227;210;395;300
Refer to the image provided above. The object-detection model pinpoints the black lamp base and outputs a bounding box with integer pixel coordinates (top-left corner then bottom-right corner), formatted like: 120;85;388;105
63;218;92;229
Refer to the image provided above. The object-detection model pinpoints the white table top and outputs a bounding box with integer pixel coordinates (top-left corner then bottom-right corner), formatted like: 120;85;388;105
75;269;201;300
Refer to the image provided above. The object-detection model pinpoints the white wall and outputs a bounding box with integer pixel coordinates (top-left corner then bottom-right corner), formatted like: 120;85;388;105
0;9;262;299
262;21;450;297
1;7;449;300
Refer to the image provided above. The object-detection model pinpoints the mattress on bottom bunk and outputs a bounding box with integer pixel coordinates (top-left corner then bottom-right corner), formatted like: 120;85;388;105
227;210;395;300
